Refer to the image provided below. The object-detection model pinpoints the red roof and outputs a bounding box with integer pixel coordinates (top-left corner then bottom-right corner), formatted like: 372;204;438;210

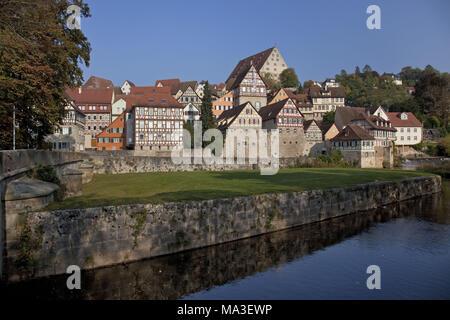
130;86;171;96
125;92;182;112
83;76;114;89
65;88;114;105
387;112;422;127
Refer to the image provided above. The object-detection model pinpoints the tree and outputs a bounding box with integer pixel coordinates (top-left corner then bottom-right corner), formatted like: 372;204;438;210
303;80;314;90
296;82;304;94
280;68;299;88
261;73;281;91
323;111;335;123
0;0;91;150
414;73;449;121
199;81;215;139
363;64;372;74
355;66;361;76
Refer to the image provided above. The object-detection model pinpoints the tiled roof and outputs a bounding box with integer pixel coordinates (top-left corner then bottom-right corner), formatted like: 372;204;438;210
309;86;345;98
226;47;275;90
318;121;334;134
65;88;114;105
332;125;375;141
177;81;198;93
124;80;135;87
126;93;182;112
336;106;367;127
155;79;181;95
83;76;114;89
130;86;171;96
303;120;319;131
259;98;301;121
387;112;422;127
97;113;126;138
217;102;258;130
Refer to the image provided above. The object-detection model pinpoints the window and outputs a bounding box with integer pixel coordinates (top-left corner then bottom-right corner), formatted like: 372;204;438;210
139;120;144;129
140;108;145;115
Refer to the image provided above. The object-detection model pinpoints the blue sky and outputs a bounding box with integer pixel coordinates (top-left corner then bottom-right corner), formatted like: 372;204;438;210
80;0;450;86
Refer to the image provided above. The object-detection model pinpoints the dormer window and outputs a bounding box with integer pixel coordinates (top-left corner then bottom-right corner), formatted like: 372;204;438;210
400;112;408;120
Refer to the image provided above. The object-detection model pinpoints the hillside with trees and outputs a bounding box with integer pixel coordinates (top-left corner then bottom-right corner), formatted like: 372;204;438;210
334;65;449;136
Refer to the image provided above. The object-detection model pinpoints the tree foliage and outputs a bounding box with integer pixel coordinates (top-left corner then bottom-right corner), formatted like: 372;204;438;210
0;0;91;149
280;68;299;88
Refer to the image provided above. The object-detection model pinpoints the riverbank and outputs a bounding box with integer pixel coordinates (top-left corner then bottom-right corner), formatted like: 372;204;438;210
46;168;433;210
4;174;441;282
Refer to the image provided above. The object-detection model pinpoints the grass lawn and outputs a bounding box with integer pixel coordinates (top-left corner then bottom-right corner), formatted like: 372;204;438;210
46;168;433;210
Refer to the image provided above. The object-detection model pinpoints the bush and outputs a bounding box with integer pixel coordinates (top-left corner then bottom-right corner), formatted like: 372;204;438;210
34;165;60;185
417;161;450;179
436;136;450;157
295;150;357;168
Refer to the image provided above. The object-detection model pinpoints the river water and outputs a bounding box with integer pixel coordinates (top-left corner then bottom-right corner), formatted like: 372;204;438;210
2;181;450;300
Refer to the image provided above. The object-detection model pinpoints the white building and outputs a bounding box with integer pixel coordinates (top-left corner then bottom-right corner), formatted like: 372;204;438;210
387;112;423;145
121;80;135;95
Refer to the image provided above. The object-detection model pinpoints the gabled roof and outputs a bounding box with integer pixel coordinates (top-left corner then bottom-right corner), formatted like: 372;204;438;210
65;88;114;104
336;106;367;127
217;102;258;130
177;81;198;93
304;120;320;131
226;47;275;90
309;86;345;98
387;112;422;127
122;80;135;87
126;93;182;112
259;98;302;121
83;76;114;89
227;64;267;91
350;113;397;132
318;121;334;134
331;125;375;141
154;78;181;95
97;112;126;139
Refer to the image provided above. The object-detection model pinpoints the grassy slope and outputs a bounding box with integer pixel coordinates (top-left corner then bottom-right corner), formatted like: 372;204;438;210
46;168;432;210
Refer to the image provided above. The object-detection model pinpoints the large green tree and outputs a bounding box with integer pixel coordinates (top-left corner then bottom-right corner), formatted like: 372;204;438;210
280;68;299;88
0;0;91;149
200;81;214;133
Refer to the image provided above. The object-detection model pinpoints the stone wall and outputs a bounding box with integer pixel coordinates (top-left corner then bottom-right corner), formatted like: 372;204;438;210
0;150;86;280
3;175;441;282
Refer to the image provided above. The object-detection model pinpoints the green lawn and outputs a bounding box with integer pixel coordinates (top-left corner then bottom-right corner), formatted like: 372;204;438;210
46;168;433;210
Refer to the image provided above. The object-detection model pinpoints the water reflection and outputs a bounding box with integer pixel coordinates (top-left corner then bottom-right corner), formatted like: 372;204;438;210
3;182;448;300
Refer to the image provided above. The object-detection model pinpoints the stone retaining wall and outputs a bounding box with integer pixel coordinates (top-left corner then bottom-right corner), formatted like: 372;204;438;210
3;175;441;282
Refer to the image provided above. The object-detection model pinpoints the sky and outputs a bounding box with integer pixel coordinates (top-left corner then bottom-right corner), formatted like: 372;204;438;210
79;0;450;87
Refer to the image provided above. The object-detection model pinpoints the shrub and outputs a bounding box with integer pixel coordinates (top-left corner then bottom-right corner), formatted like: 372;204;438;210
417;161;450;179
34;165;60;185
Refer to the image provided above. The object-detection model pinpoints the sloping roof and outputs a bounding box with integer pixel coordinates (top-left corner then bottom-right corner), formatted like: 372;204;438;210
318;121;334;134
65;88;114;104
259;99;289;121
177;81;198;93
217;102;258;130
387;112;422;127
309;86;345;98
304;120;320;131
154;79;181;95
226;47;275;90
332;125;375;141
354;113;397;132
336;106;367;127
130;86;171;96
123;80;135;87
97;113;125;139
126;93;182;112
83;76;114;89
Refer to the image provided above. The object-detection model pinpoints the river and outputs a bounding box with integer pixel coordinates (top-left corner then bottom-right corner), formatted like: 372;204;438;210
2;181;449;300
